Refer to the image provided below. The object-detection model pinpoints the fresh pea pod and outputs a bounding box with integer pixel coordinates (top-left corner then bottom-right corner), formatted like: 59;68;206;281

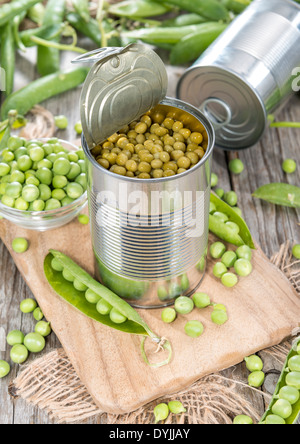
72;0;90;22
162;13;207;27
260;339;300;424
109;0;171;18
37;0;65;76
210;193;255;249
0;0;42;27
221;0;251;14
252;183;300;208
152;0;230;21
44;250;172;367
19;24;64;48
27;2;45;25
170;23;227;65
0;23;15;97
122;22;224;45
1;68;89;119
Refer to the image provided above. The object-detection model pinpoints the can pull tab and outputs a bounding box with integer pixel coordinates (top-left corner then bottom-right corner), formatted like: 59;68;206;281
72;47;125;65
200;98;232;131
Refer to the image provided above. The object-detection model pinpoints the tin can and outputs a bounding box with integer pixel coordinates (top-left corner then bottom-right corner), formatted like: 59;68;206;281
177;0;300;150
76;44;215;308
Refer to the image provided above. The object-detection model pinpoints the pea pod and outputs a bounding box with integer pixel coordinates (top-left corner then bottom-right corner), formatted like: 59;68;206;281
170;23;228;65
44;250;172;367
152;0;230;21
252;183;300;208
0;0;42;27
72;0;90;23
221;0;251;14
1;68;89;119
19;24;65;48
122;22;225;45
0;22;15;97
260;339;300;424
162;13;208;27
37;0;65;76
210;193;255;249
27;2;45;25
109;0;171;18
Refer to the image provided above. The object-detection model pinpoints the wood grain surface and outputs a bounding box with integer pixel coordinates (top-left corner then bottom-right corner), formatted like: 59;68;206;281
0;42;299;424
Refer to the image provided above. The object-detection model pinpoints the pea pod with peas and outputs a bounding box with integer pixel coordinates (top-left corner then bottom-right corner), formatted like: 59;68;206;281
44;250;172;368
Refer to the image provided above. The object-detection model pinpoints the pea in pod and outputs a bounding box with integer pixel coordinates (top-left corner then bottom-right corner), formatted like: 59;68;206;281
252;183;300;208
221;0;251;14
0;0;42;27
0;22;15;97
44;250;172;368
260;338;300;424
109;0;171;18
152;0;230;21
209;193;255;249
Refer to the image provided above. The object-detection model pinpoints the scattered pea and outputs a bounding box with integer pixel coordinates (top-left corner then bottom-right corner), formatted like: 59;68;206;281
6;330;25;346
54;115;68;130
78;214;89;225
211;173;218;187
10;344;29;364
282;159;296;174
224;191;238;207
248;371;265;388
192;292;211;308
35;321;52;337
33;307;44;321
168;401;186;414
236;245;252;261
221;251;237;268
20;298;37;313
221;272;238;288
229;159;244;174
215;188;225;199
154;403;169;424
0;360;10;378
211;310;228;325
24;332;46;353
210;242;226;259
174;296;194;315
233;415;253;424
184;320;204;338
292;244;300;260
234;259;253;277
161;308;177;324
244;355;264;372
74;121;83;135
12;237;28;253
213;262;228;279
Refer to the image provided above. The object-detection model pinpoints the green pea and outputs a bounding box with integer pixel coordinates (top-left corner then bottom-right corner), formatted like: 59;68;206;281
1;195;15;208
221;251;237;268
17;154;33;172
61;196;75;207
248;371;265;388
35;321;51;337
232;206;242;217
6;330;25;346
109;308;127;324
66;182;84;199
44;198;61;211
29;146;44;162
10;344;29;364
5;182;22;199
288;356;300;372
74;121;82;135
157;286;169;301
62;268;75;282
174;296;194;315
75;173;87;189
192;292;211;308
233;415;253;425
211;310;228;325
21;184;39;203
213;211;229;223
52;175;68;189
33;307;44;321
68;152;79;163
210;242;226;259
26;176;40;187
271;399;293;420
54;115;68;130
2;150;15;162
24;332;46;353
168;282;182;298
292;244;300;260
168;401;186;414
53;158;71;176
224;191;238;207
78;214;89;225
236;245;252;261
85;289;101;304
10;169;25;184
14;197;29;211
67;162;81;180
73;278;88;292
213;262;228;278
7;136;24;151
244;355;263;372
12;237;29;253
42;143;54;156
52;189;66;201
180;273;190;291
282;159;296;174
161;308;177;324
234;259;253;277
39;184;52;201
51;257;64;272
196;255;206;272
265;414;286;425
96;298;113;315
0;162;11;177
211;173;218;187
286;372;300;390
225;221;240;234
154;403;169;424
209;202;217;214
20;298;37;313
184;320;204;338
278;386;300;405
213;303;227;312
14;147;27;160
215;188;224;199
0;360;10;378
221;272;238;288
229;159;244;174
36;167;53;185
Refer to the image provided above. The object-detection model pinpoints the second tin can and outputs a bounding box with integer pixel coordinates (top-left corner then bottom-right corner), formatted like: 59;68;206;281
77;44;215;308
177;0;300;150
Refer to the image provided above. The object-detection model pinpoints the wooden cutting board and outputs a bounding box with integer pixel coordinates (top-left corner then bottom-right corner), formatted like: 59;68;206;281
0;216;299;415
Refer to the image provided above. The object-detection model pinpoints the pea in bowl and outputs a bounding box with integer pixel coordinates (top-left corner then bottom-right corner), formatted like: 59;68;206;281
0;137;87;231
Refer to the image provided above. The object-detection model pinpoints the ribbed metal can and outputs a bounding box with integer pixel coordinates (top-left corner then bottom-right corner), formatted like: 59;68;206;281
177;0;300;150
77;45;215;308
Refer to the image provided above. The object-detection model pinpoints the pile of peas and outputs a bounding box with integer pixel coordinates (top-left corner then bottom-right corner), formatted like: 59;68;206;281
0;298;51;379
91;112;207;179
0;136;87;212
211;172;242;216
210;242;253;288
161;291;228;338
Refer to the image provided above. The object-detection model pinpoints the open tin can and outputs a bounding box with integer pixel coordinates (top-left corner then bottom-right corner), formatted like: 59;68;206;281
75;44;215;308
177;0;300;150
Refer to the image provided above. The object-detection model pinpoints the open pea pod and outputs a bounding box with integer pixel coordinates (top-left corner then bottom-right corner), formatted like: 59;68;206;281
44;250;172;367
260;338;300;424
210;193;255;249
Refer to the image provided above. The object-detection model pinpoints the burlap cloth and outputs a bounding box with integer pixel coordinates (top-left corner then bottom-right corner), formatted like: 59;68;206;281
8;241;300;424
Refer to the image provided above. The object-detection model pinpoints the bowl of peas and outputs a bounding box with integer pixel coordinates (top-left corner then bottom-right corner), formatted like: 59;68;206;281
0;136;87;231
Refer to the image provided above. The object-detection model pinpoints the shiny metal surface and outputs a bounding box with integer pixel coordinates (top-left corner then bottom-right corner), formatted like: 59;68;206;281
82;99;215;308
177;0;300;150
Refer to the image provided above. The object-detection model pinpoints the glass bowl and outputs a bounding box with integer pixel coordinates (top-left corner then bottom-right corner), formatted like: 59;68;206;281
0;139;88;231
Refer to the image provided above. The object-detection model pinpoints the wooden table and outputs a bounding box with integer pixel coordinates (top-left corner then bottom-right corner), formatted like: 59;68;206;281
0;42;299;424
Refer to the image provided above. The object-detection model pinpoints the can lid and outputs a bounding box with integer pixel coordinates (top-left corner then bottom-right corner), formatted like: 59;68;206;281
76;44;168;149
177;66;267;150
